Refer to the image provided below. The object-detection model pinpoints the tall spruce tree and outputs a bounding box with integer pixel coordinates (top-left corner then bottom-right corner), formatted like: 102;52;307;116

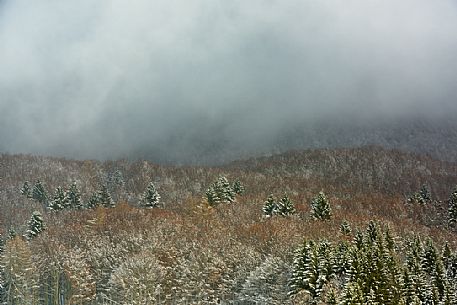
48;187;66;211
98;185;114;208
205;186;221;206
31;180;48;205
215;176;236;203
205;176;236;206
310;191;332;220
86;192;100;209
276;194;296;216
25;211;45;240
140;182;161;208
67;182;83;209
232;180;245;196
448;187;457;227
263;194;277;217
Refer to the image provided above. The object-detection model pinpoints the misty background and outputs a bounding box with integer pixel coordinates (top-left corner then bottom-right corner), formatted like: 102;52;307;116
1;0;457;164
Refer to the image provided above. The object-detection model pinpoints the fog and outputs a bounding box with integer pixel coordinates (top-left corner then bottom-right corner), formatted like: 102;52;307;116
1;0;457;163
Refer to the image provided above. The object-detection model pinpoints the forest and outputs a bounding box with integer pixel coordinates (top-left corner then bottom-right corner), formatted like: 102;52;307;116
1;146;457;304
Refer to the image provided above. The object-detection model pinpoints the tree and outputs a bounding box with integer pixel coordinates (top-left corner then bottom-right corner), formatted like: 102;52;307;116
32;180;48;205
205;176;236;206
290;240;334;302
48;187;67;211
215;176;236;203
311;192;332;220
67;182;83;209
448;187;457;227
98;185;114;208
20;181;32;199
140;182;161;208
408;185;432;205
232;180;245;196
276;194;296;216
238;255;289;304
205;186;220;206
263;194;277;217
25;211;45;240
340;221;352;236
86;192;100;209
2;237;39;304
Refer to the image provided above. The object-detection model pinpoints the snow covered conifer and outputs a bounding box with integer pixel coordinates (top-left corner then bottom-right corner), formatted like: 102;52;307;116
311;191;332;220
25;211;45;240
0;233;3;254
232;180;245;195
340;221;352;236
86;192;100;209
276;194;296;216
263;194;277;217
98;185;114;208
141;182;161;208
448;187;457;227
205;185;220;206
48;187;66;211
67;182;83;209
419;185;432;204
32;180;48;205
408;185;432;205
216;176;236;203
205;176;236;205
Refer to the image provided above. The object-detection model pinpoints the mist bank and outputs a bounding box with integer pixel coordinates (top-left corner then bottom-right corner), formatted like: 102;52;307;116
1;0;457;163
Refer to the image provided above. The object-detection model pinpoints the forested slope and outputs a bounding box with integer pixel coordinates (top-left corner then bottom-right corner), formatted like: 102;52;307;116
1;146;457;304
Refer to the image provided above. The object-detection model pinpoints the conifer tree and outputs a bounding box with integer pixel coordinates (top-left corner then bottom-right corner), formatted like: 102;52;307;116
263;194;277;217
98;185;114;208
140;182;161;208
204;176;236;205
48;187;67;211
25;211;45;240
447;187;457;227
20;181;32;199
290;240;334;302
32;180;48;205
419;185;432;204
0;233;3;254
67;182;83;209
215;176;236;203
232;180;245;196
205;186;220;206
310;192;331;220
7;228;16;240
408;184;432;205
86;192;100;209
340;221;352;236
276;194;296;216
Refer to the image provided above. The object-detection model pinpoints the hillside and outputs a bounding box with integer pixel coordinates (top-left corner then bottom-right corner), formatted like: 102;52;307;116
1;146;457;303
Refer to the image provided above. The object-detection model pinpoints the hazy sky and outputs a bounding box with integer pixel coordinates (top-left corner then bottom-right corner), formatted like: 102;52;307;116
1;0;457;163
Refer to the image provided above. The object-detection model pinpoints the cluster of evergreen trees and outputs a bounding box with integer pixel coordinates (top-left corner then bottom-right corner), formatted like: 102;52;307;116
262;194;296;217
407;184;457;227
290;221;457;304
262;191;332;220
204;176;244;206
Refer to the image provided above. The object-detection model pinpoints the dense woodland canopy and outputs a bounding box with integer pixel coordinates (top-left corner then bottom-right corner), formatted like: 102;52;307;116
1;146;457;304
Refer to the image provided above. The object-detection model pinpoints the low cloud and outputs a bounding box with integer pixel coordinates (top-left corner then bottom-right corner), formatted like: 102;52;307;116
1;0;457;163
